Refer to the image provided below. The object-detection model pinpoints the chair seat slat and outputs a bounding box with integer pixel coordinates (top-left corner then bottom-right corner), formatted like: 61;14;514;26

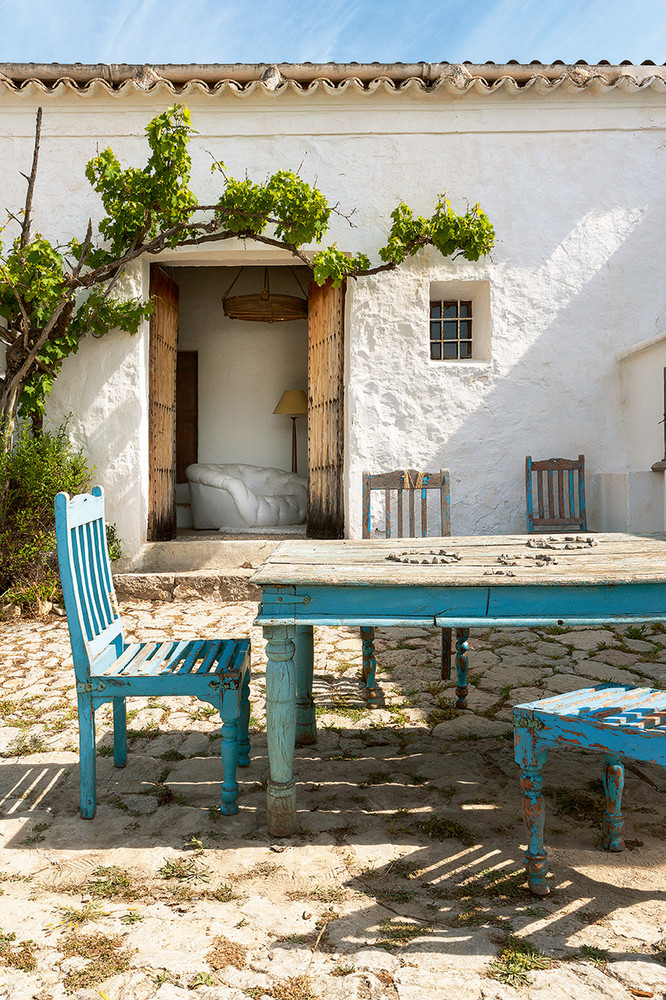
98;642;161;675
199;639;238;676
176;639;212;674
144;640;191;675
198;640;229;675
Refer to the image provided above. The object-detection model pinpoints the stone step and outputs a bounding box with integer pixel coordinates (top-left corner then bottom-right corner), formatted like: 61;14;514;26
128;538;283;573
113;569;260;603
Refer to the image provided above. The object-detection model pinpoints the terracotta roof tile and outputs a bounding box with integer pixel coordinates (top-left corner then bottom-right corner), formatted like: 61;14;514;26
0;61;664;97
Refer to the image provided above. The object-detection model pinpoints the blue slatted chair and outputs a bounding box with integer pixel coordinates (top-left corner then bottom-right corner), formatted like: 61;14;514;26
525;455;586;533
514;683;666;896
55;487;251;819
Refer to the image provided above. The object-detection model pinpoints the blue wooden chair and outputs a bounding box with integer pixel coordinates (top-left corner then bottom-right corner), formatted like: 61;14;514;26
525;455;586;532
360;469;470;708
514;683;666;896
55;487;251;819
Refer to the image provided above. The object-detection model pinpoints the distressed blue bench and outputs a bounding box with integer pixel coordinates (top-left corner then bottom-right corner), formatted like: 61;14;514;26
514;683;666;896
55;487;251;819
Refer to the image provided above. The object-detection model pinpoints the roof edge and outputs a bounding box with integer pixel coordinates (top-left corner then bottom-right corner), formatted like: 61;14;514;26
0;60;665;92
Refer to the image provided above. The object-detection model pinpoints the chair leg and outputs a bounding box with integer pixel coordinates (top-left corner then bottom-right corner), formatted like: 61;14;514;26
112;697;127;768
440;628;452;681
238;669;251;768
602;755;625;852
220;714;240;816
455;628;469;709
77;692;97;820
360;626;378;706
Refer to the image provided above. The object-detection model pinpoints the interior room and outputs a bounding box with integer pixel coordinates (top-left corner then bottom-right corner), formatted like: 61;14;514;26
172;265;310;534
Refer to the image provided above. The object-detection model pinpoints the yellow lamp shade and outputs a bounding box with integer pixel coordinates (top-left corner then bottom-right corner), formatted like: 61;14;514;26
273;390;308;416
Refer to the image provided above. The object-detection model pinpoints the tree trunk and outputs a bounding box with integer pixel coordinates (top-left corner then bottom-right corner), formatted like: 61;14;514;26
0;381;21;456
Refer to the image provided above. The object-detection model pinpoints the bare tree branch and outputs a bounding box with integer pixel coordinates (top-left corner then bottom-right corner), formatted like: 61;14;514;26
20;107;42;251
72;219;93;277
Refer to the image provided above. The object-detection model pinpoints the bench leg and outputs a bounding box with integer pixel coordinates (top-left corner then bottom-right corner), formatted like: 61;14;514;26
220;715;240;816
602;756;625;852
455;628;469;709
238;668;251;768
77;692;97;820
516;731;549;896
361;626;378;706
113;697;127;768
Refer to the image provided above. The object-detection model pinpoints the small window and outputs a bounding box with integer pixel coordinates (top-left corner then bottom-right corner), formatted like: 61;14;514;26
429;300;473;360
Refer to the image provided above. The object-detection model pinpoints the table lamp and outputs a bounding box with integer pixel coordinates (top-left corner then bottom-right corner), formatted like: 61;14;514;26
273;389;307;473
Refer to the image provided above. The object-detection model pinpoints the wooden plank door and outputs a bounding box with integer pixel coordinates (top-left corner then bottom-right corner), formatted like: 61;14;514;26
148;266;179;541
176;351;198;483
307;279;345;538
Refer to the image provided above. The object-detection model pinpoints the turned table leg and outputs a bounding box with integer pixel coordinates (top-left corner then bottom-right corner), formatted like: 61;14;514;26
264;624;297;837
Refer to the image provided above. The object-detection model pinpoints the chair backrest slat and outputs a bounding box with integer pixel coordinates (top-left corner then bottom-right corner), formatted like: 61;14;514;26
362;469;451;539
525;455;586;532
78;522;102;638
537;470;545;520
55;487;124;681
557;469;565;518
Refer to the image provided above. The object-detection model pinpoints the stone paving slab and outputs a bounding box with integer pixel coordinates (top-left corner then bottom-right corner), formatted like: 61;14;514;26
0;603;665;999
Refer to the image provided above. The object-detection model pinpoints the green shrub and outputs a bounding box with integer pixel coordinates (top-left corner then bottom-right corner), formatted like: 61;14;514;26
0;425;93;612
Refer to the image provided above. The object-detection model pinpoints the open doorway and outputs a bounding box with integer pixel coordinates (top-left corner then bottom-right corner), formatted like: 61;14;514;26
177;265;309;536
147;261;345;542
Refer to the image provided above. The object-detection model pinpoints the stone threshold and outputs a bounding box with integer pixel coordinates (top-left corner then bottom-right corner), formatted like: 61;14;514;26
113;569;260;603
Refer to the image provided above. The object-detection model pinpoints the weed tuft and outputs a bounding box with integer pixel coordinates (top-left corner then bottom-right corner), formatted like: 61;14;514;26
0;930;37;971
207;934;247;970
376;918;430;951
416;816;476;846
159;857;211;884
489;934;550;987
61;931;133;993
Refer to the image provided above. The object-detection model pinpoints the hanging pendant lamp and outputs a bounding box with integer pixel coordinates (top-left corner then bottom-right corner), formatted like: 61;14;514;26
222;267;308;323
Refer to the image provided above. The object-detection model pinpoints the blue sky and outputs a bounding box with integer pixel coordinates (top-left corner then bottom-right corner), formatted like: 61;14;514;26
0;0;664;66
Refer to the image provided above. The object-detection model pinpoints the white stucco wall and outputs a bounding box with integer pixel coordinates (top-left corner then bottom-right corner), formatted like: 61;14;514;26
45;263;150;561
174;266;308;475
0;81;663;554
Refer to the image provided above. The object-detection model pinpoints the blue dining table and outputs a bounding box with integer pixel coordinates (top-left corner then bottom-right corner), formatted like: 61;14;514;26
252;532;666;836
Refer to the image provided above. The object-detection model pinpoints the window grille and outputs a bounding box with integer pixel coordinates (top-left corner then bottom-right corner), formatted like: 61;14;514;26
429;300;473;360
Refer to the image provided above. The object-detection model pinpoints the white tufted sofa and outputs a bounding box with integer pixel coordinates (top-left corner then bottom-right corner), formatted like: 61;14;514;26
186;463;307;531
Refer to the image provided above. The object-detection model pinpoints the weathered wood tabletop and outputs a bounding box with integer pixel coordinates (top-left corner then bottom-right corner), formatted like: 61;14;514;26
251;533;666;836
253;533;666;588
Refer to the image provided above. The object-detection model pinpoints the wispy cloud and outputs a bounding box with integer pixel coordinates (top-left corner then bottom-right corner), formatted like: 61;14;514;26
0;0;663;65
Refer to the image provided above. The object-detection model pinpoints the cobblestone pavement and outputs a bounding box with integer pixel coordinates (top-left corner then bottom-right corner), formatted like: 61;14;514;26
1;600;666;1000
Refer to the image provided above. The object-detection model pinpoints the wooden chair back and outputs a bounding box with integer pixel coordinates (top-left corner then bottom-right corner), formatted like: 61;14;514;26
525;455;586;532
55;486;124;681
362;469;451;539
